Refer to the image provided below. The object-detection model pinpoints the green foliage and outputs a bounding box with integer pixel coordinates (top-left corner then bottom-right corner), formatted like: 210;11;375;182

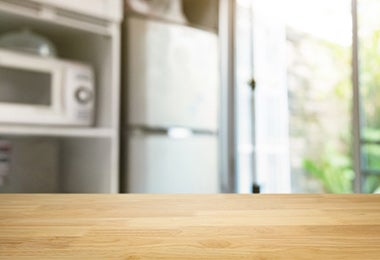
303;135;380;193
363;128;380;141
301;27;380;194
360;30;380;128
303;146;354;193
364;175;380;194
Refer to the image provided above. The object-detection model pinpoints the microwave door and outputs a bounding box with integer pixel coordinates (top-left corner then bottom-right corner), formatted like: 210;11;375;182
0;56;58;123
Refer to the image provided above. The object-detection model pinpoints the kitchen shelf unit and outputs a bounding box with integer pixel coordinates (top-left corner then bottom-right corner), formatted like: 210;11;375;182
0;0;122;193
0;126;114;138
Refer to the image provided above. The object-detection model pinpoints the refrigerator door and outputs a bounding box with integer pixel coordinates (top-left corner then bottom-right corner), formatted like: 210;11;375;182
127;17;219;131
127;133;219;193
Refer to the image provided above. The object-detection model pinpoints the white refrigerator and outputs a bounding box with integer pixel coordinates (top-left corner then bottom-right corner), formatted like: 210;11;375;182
124;17;220;193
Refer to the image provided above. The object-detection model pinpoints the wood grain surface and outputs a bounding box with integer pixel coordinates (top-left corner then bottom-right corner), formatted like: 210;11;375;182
1;194;380;259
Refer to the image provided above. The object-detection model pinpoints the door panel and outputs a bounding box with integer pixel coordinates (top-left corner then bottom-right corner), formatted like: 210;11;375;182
127;17;219;130
127;134;219;193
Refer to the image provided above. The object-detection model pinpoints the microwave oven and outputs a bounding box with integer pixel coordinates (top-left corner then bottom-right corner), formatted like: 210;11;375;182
0;49;95;126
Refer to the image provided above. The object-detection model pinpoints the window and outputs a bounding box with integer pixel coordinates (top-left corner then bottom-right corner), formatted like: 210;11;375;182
234;0;380;193
357;0;380;193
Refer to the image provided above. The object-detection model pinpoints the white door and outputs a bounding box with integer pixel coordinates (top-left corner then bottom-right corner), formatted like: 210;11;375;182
235;0;291;193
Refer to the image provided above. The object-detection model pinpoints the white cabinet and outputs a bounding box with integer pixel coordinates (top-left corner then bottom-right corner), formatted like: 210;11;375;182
0;0;121;193
33;0;122;21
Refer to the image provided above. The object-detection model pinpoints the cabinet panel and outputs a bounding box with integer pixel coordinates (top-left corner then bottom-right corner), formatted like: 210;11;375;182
60;138;114;193
0;138;59;193
32;0;123;21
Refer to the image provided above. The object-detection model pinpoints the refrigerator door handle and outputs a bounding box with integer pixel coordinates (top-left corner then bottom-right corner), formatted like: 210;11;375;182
128;125;217;138
167;127;193;139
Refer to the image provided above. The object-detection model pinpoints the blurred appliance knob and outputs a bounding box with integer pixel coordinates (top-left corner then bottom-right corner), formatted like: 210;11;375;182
75;87;93;104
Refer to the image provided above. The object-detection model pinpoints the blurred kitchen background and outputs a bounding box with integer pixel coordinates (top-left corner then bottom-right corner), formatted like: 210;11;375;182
0;0;379;194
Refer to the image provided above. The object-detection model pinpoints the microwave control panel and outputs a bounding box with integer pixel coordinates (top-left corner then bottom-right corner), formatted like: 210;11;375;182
65;65;95;125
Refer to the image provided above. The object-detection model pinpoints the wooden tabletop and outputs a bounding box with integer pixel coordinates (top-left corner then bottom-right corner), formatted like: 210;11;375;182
1;194;380;259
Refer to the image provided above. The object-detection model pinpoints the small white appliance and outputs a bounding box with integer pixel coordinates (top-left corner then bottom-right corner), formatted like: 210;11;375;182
0;49;95;126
